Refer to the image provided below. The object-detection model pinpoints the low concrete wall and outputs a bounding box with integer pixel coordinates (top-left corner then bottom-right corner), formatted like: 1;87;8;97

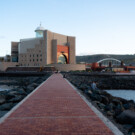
0;63;85;72
0;62;18;71
51;64;85;71
6;66;56;72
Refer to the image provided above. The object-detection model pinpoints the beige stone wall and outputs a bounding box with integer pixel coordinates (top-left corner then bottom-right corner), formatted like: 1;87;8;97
45;30;75;65
51;64;85;71
19;38;43;53
46;30;54;64
43;31;47;65
0;62;18;71
19;38;44;67
53;33;67;45
45;30;68;64
68;36;76;64
52;39;57;64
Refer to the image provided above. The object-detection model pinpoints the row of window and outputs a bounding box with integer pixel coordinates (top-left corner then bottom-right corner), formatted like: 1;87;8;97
30;54;42;57
30;59;42;62
21;59;42;62
20;63;40;66
21;54;42;57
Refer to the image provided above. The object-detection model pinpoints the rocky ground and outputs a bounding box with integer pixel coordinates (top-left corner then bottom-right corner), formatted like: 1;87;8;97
64;73;135;135
0;73;51;118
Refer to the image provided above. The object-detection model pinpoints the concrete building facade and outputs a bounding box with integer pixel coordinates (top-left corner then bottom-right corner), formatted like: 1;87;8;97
11;25;76;67
7;25;85;71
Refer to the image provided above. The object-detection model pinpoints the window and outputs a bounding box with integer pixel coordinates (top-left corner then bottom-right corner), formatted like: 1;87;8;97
40;59;42;61
37;59;38;61
37;54;38;57
33;54;34;57
33;59;34;61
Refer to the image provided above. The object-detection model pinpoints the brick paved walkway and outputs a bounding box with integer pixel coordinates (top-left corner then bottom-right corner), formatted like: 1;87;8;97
0;74;114;135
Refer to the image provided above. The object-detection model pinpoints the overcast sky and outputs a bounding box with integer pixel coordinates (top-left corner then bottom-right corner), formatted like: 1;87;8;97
0;0;135;56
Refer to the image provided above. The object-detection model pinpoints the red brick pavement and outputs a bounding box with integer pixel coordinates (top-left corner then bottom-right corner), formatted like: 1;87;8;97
0;74;114;135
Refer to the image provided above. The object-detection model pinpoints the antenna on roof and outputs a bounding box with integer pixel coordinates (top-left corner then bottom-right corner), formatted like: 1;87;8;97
40;22;42;26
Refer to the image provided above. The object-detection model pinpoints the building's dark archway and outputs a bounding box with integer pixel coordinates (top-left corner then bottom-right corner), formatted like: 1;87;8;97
58;54;67;64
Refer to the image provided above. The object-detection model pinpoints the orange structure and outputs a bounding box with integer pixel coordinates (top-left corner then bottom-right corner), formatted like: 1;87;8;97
90;62;135;72
124;66;135;71
57;45;69;64
91;62;105;71
91;62;99;70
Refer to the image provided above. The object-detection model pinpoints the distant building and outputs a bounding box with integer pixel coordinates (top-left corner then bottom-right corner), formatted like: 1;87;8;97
0;57;4;62
4;55;11;62
0;55;11;62
11;24;76;67
1;24;85;71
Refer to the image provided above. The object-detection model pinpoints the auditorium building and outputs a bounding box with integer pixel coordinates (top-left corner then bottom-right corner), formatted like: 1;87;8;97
8;24;85;71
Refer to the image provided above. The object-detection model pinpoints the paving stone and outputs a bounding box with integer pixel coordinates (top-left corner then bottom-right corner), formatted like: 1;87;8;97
0;74;114;135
